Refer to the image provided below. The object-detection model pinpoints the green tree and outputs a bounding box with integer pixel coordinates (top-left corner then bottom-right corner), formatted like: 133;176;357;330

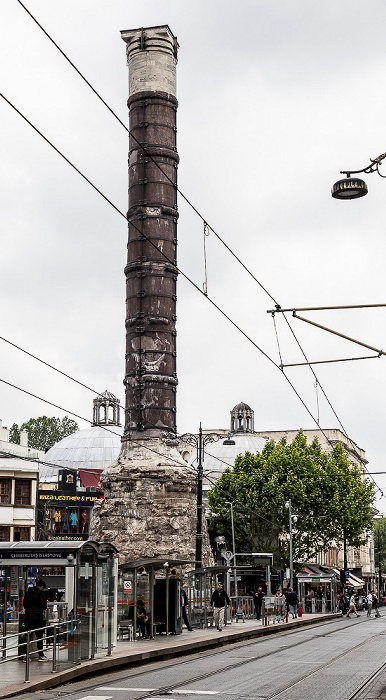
9;415;78;452
373;517;386;575
208;431;375;569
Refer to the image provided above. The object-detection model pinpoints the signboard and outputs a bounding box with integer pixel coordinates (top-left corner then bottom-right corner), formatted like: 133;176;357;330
39;490;101;504
10;566;19;596
252;553;273;566
0;551;68;566
124;580;132;592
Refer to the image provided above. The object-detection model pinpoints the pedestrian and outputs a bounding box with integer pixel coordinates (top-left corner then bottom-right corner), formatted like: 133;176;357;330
372;592;381;618
23;579;48;662
136;599;152;639
285;587;299;619
366;591;373;618
346;593;360;618
210;582;230;632
253;586;264;620
181;588;193;631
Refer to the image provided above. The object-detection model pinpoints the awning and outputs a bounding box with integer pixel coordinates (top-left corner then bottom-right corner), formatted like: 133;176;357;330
349;573;365;589
79;469;103;489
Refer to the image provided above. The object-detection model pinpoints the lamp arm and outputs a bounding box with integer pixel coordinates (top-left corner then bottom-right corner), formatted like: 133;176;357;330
340;152;386;177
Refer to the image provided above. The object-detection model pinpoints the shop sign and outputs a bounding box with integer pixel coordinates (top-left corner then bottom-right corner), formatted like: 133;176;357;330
39;490;101;504
10;566;19;596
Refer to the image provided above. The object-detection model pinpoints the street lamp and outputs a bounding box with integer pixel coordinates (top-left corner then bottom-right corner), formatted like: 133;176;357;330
285;500;297;589
331;151;386;200
180;425;222;568
225;501;237;597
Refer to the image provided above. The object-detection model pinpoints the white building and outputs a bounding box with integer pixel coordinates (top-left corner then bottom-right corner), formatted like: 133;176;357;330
0;419;42;542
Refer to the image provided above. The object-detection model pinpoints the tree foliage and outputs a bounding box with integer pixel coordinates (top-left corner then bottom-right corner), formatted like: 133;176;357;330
9;415;78;452
208;431;375;569
373;517;386;574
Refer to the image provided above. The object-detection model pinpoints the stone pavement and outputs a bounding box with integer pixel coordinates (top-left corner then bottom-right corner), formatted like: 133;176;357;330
0;613;339;699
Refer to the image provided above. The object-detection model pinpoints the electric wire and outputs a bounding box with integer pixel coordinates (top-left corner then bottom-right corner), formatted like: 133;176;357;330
2;92;382;498
12;1;384;498
15;0;278;307
0;334;117;400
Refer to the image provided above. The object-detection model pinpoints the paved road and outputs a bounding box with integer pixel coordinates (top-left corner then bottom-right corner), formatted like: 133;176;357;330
26;615;386;700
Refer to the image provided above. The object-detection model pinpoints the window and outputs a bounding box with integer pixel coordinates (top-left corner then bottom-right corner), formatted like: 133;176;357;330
0;526;10;541
0;479;12;504
15;479;31;505
13;526;30;542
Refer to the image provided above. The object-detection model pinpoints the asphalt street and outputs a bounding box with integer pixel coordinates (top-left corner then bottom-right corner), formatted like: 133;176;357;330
24;614;386;700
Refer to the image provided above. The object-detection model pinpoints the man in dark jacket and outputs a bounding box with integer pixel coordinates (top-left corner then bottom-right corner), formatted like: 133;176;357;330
285;587;299;619
23;579;48;661
210;583;230;631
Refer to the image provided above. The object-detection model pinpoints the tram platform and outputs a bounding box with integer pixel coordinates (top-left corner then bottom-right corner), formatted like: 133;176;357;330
0;612;341;698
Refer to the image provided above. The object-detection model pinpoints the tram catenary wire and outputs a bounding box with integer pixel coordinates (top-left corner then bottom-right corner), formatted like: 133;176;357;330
54;617;379;700
14;1;381;495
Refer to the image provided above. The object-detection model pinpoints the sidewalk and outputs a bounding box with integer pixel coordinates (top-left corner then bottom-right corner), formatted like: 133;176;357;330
0;613;341;698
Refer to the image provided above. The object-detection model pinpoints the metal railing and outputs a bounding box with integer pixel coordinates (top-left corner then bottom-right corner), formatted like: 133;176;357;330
0;618;80;683
229;596;255;621
262;596;288;625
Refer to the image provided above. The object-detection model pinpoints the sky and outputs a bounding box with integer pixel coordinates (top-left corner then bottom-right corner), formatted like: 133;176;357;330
1;0;386;509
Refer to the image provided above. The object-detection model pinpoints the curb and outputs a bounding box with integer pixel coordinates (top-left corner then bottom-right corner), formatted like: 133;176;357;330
0;614;341;698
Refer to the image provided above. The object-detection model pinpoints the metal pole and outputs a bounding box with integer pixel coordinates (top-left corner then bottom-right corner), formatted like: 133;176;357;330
24;631;30;683
52;625;57;673
230;502;237;598
288;499;293;589
2;568;7;660
195;424;203;568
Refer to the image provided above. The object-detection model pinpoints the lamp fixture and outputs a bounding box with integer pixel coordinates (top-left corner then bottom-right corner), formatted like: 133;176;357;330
331;151;386;200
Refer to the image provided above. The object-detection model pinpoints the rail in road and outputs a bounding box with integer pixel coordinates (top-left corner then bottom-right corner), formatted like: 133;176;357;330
49;615;386;700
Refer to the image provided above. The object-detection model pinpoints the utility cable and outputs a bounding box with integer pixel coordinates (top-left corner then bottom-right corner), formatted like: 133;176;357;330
1;91;383;497
15;0;279;307
14;0;382;494
0;334;120;400
11;3;374;488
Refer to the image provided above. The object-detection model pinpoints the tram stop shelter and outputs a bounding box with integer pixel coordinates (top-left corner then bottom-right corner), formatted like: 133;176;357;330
187;565;230;628
118;558;194;639
0;540;117;660
297;571;337;614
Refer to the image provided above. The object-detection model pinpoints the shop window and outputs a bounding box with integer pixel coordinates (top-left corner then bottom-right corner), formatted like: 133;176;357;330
15;479;31;505
0;479;12;504
0;526;10;541
13;526;30;541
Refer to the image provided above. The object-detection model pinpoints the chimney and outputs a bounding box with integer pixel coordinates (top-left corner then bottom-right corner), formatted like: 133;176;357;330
20;430;28;448
120;25;179;440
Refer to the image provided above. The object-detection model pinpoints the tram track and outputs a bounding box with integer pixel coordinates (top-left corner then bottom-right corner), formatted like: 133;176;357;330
55;615;373;700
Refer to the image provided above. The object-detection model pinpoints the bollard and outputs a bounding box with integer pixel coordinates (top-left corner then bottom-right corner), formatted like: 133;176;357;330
52;625;57;673
24;631;31;683
264;612;268;626
107;607;112;657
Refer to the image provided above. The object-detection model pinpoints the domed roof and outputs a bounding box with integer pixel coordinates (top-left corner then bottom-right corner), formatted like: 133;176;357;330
189;433;267;489
232;402;252;413
39;424;123;483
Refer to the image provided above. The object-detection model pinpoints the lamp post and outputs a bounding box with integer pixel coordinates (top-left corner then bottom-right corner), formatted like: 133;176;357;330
225;501;237;597
180;425;222;568
331;151;386;200
285;500;297;589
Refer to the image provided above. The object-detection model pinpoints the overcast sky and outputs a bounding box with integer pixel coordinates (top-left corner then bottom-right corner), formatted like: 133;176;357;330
1;0;386;509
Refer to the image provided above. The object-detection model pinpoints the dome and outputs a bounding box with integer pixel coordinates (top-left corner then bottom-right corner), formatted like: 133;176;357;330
39;424;123;483
189;433;267;493
232;402;252;413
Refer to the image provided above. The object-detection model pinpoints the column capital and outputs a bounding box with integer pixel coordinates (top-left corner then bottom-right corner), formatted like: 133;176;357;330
121;25;178;98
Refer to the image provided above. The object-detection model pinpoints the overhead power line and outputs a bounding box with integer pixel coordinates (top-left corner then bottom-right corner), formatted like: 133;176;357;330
2;91;383;498
13;2;377;483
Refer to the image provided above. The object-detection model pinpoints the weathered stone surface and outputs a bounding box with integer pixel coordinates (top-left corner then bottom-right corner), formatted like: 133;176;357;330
90;438;213;565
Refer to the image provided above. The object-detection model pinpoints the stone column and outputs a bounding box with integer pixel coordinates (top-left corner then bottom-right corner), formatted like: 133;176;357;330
122;25;179;440
90;26;212;566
